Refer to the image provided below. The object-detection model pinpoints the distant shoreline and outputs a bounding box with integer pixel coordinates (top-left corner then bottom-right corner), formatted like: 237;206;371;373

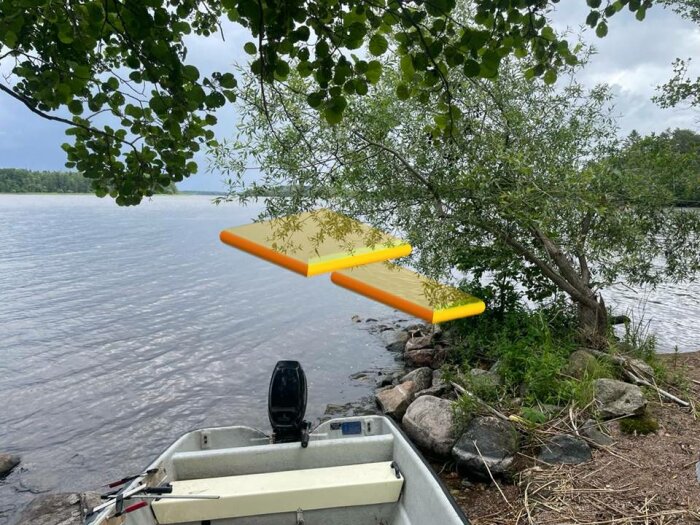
0;191;226;197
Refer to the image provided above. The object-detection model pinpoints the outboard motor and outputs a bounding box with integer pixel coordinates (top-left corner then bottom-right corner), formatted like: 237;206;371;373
268;361;311;447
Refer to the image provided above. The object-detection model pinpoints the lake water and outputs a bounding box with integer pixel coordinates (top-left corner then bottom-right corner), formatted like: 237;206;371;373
0;195;697;523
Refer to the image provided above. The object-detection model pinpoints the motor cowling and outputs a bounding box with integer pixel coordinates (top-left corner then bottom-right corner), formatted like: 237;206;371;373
268;361;309;445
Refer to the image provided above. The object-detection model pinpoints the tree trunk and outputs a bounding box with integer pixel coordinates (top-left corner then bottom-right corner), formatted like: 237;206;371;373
578;294;609;349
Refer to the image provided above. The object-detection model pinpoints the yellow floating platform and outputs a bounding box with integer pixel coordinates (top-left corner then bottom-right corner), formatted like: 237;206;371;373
331;264;485;324
220;210;411;277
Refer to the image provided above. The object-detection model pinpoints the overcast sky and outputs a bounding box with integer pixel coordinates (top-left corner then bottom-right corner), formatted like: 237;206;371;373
0;4;697;191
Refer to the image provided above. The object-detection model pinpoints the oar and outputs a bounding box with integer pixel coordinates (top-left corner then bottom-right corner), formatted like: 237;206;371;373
108;494;221;500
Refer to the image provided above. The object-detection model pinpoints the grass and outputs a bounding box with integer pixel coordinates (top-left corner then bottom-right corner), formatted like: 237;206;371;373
445;302;616;413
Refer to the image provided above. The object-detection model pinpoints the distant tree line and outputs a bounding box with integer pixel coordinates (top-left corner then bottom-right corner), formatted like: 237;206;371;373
0;168;177;194
619;128;700;207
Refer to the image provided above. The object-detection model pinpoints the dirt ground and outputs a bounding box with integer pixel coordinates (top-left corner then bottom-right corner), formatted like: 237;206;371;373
441;351;700;524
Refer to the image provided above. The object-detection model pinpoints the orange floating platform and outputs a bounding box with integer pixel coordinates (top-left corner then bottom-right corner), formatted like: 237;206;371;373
331;263;485;324
220;209;411;277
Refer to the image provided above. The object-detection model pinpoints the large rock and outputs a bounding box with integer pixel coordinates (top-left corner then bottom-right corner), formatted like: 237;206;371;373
405;348;446;369
16;492;102;525
382;329;410;352
594;378;646;419
0;453;20;477
401;367;433;392
403;396;455;456
565;349;598;379
416;383;451;399
452;416;520;479
376;381;417;420
538;434;592;464
405;334;433;352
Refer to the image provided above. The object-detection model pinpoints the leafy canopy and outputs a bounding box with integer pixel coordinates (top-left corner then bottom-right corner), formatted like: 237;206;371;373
213;53;700;326
1;0;654;204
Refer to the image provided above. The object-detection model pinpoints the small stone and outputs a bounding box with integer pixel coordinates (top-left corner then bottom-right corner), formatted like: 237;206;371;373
452;416;520;479
365;318;378;323
351;315;362;323
376;380;417;420
349;371;370;380
696;461;700;483
403;396;455;456
595;379;646;419
0;453;20;477
538;434;592;465
580;419;613;447
460;479;474;489
401;367;433;392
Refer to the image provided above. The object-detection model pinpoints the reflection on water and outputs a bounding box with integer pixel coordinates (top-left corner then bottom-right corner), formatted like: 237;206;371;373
0;195;400;523
0;195;697;523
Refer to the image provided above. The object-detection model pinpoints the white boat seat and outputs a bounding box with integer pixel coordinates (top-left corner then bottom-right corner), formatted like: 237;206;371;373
172;434;394;480
151;461;404;524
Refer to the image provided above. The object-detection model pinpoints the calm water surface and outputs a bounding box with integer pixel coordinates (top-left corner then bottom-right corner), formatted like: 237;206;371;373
0;195;697;523
0;195;402;523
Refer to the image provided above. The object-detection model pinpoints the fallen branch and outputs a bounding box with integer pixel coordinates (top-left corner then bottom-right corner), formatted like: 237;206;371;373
587;349;690;407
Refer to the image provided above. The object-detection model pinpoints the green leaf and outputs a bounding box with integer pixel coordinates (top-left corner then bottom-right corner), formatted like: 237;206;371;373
596;22;608;38
219;73;237;89
68;100;83;115
243;42;257;55
543;69;557;85
586;0;602;7
635;7;646;20
307;92;324;109
182;65;199;81
368;34;388;56
323;96;347;125
365;60;382;84
463;59;480;78
400;55;415;79
586;11;600;27
396;83;410;100
4;30;17;48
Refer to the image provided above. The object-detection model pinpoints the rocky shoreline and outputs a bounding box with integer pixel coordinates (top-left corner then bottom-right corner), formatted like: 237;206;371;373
5;316;698;524
346;316;698;475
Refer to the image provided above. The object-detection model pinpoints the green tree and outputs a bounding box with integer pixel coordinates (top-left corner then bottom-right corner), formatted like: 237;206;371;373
0;0;655;204
654;0;699;111
0;168;177;193
617;129;700;206
212;58;700;347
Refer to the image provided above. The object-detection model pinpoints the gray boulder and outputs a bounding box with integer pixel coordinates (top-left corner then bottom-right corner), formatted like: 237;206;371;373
17;492;102;525
565;349;598;379
405;335;433;351
416;383;451;399
403;396;455;456
538;434;592;465
376;380;417;420
0;453;20;477
580;419;613;447
629;358;654;378
383;329;410;352
452;416;520;479
401;367;433;392
595;378;646;418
